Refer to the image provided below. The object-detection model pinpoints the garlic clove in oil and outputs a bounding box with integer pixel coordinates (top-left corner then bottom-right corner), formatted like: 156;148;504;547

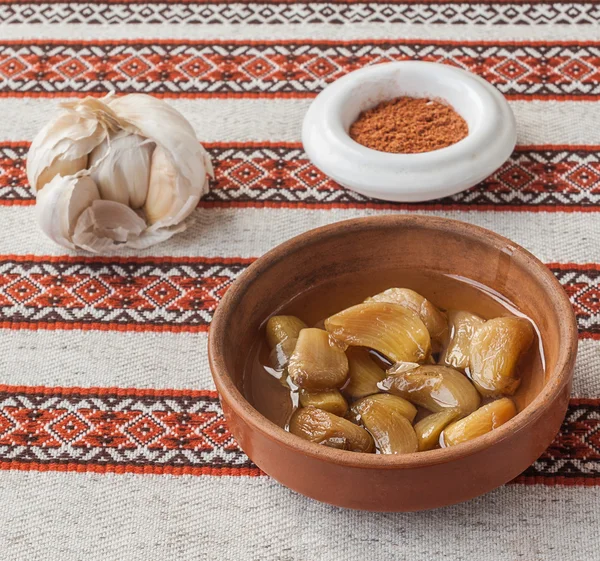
299;389;348;417
324;302;431;363
289;406;374;452
380;365;480;417
265;315;308;350
441;398;517;447
349;393;417;425
414;410;459;451
440;310;485;371
366;288;448;351
288;328;349;390
349;394;418;455
268;337;298;371
469;316;535;396
343;347;387;400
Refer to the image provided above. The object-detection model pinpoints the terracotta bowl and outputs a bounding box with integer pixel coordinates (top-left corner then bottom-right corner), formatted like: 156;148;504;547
208;215;577;511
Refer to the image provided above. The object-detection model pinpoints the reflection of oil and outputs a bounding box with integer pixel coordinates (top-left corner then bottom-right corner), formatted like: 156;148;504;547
494;244;516;297
243;268;545;431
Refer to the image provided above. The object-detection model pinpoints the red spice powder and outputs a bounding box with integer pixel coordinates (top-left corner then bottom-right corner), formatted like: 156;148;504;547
349;96;468;154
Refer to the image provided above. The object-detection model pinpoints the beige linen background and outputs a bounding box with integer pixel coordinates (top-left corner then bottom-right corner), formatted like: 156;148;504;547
0;2;599;560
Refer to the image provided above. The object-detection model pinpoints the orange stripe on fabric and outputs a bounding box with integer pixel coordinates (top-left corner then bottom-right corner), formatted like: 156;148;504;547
0;383;598;404
197;202;600;213
0;92;598;102
5;201;600;212
0;461;264;477
5;323;595;338
0;384;220;398
2;141;600;152
511;476;600;487
0;254;256;265
0;321;211;333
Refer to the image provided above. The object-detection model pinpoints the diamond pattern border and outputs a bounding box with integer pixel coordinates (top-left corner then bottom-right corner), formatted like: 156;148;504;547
2;143;600;210
1;41;600;97
0;387;598;481
1;3;598;26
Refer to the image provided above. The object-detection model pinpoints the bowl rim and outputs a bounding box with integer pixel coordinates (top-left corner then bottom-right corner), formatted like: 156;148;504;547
316;62;498;164
301;61;517;202
208;215;578;469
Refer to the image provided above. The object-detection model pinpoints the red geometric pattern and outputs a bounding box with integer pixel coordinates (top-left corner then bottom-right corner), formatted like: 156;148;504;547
521;400;600;481
555;267;600;336
1;3;598;26
0;144;28;203
3;143;600;211
0;257;597;336
0;257;252;332
0;387;597;481
0;388;252;471
1;41;600;98
206;146;600;210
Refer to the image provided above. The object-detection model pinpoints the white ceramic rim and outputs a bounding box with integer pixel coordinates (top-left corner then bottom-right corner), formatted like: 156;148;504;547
301;61;517;202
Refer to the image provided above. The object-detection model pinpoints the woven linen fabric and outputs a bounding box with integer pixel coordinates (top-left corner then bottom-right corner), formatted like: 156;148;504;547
1;1;600;559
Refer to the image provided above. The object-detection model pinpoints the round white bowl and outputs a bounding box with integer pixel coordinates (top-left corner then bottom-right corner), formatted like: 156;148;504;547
301;61;517;202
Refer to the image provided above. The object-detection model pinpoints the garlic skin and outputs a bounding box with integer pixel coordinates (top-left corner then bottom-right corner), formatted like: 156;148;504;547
89;132;155;209
27;94;213;252
144;145;179;225
35;174;100;249
27;110;106;192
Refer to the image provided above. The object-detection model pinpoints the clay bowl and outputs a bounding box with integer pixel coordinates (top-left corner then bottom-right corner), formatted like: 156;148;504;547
208;215;577;511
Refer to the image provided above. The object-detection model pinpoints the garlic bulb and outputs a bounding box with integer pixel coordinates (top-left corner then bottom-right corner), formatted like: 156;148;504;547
27;94;213;252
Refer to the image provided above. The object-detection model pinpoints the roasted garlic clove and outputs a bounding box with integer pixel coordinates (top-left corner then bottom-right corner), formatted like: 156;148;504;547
299;389;348;417
414;410;459;451
441;398;517;447
288;328;349;390
380;365;480;417
367;288;448;351
343;347;386;400
440;310;485;371
268;337;297;371
350;393;417;423
289;406;374;453
469;317;535;396
387;361;420;375
324;302;431;363
350;394;418;454
265;315;308;349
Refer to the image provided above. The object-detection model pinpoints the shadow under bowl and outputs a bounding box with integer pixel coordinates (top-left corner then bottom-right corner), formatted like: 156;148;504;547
208;215;577;512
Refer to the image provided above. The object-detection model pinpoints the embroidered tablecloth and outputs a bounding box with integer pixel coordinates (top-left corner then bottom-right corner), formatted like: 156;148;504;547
0;1;599;559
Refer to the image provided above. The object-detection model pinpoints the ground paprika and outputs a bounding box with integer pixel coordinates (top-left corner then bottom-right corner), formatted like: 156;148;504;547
349;96;468;154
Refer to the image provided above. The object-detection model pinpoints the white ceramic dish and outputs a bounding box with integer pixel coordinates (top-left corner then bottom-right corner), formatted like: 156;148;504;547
301;61;517;202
